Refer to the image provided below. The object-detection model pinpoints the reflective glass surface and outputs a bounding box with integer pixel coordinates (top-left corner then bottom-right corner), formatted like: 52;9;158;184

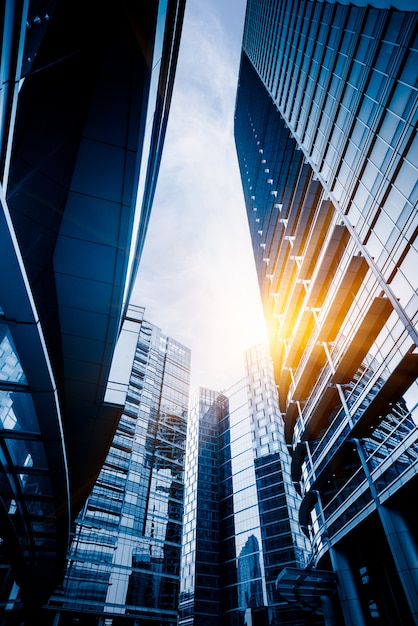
0;326;26;384
179;345;311;625
47;320;191;623
236;3;417;623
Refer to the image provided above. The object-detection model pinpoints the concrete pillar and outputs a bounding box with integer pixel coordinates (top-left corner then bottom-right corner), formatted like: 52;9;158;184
313;488;366;626
379;503;418;623
320;594;339;626
355;438;418;622
330;547;367;626
52;611;60;626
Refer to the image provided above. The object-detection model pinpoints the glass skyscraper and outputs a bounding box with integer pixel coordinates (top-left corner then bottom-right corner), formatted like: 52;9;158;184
179;344;317;626
234;1;417;624
44;306;191;625
179;387;231;624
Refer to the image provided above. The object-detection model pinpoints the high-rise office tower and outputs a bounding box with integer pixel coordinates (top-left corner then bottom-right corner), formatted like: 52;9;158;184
234;1;418;624
0;0;185;617
179;344;319;626
43;306;191;625
179;387;231;624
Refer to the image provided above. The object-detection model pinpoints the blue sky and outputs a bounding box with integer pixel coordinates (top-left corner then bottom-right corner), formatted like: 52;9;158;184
133;0;267;390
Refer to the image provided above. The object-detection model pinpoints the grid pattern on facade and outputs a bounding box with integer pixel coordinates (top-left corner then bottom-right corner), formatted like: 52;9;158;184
46;320;191;625
235;2;418;623
180;346;318;625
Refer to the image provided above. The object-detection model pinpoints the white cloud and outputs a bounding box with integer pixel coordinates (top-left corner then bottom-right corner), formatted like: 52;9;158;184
133;0;267;390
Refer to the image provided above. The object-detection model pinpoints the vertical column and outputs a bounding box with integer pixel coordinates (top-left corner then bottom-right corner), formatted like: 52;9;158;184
315;491;366;626
379;504;418;623
52;611;60;626
330;547;367;626
320;594;339;626
355;437;418;622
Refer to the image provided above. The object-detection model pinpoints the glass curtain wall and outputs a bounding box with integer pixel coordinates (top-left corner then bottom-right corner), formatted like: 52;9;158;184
180;345;321;626
45;319;191;626
235;2;418;623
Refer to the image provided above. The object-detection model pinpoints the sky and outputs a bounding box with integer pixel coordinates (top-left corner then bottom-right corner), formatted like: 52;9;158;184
132;0;268;391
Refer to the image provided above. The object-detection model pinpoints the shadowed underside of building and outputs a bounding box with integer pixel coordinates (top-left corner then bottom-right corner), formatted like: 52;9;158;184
0;0;185;617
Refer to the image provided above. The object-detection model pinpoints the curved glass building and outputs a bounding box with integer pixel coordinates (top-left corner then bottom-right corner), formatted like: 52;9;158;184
234;1;418;624
0;0;185;618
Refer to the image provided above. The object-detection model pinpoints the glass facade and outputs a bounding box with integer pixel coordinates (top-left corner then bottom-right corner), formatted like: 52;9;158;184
0;210;70;614
234;1;418;624
44;315;191;625
179;345;318;626
227;345;315;626
179;387;231;625
0;0;186;618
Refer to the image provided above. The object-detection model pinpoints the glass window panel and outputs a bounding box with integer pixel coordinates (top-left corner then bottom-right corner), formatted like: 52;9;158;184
388;82;415;120
19;473;53;497
390;266;414;308
370;137;393;172
400;49;418;85
0;325;26;384
395;160;418;202
0;391;40;433
356;35;373;63
406;132;418;170
375;42;396;73
347;60;363;88
6;438;47;470
399;245;418;294
351;119;368;147
358;96;377;126
385;12;411;44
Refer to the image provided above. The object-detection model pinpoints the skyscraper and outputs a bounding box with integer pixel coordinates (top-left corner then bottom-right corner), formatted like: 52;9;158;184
179;387;231;624
0;0;185;616
179;344;318;626
43;306;191;625
234;1;417;624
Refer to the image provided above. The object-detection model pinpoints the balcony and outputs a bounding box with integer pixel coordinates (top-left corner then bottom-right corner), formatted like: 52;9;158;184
298;489;318;535
298;440;363;532
332;296;393;385
278;367;291;413
318;254;369;343
292;343;328;403
290;179;323;255
286;310;315;370
303;385;341;442
298;200;334;282
352;352;418;437
306;224;350;309
284;163;314;235
280;282;307;339
272;261;298;316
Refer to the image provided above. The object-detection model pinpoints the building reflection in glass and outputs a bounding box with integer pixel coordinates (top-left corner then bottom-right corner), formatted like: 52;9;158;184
237;535;264;611
45;315;191;625
179;344;315;626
